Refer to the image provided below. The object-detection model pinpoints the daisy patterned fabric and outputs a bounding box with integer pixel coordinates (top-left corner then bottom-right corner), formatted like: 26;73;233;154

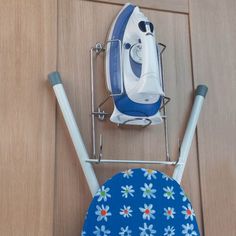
82;168;199;236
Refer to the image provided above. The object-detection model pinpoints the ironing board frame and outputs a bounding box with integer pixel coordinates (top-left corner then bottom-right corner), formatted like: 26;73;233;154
48;71;207;196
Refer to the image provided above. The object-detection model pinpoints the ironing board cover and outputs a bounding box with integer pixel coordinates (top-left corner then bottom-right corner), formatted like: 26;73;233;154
82;168;199;236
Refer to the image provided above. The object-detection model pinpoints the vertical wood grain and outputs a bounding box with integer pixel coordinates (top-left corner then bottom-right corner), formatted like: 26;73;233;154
189;0;236;235
87;0;189;13
0;0;234;235
55;1;203;235
0;1;57;235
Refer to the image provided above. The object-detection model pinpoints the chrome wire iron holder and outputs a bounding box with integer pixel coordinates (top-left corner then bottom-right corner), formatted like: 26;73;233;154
90;41;173;165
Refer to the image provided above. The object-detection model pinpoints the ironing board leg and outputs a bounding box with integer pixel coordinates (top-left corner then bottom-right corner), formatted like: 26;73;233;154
48;72;100;196
172;85;208;184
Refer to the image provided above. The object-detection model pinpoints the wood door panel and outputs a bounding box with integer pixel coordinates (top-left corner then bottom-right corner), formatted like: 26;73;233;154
190;0;236;235
56;1;202;235
87;0;189;13
0;1;57;235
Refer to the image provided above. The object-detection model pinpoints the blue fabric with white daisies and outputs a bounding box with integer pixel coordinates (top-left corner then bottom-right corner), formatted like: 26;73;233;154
82;168;200;236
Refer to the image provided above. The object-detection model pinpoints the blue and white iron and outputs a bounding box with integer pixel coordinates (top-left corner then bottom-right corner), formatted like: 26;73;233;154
105;3;165;125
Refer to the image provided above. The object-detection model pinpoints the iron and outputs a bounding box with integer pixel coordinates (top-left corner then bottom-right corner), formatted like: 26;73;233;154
105;3;164;126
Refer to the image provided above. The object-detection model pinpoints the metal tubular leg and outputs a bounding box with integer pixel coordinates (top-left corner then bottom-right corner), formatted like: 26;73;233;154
87;159;176;165
159;43;171;161
172;85;208;184
90;48;96;158
48;72;100;196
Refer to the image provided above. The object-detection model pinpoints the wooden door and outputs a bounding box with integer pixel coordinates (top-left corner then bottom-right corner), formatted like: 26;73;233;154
55;1;203;235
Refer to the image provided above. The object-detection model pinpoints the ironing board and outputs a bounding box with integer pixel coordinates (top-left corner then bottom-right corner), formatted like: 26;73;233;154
82;168;199;235
48;72;207;236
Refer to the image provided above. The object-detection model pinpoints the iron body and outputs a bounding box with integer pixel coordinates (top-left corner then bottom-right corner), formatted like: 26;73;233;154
105;3;164;125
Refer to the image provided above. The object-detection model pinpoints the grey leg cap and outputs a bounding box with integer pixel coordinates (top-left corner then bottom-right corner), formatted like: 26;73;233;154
196;85;208;98
48;71;62;86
